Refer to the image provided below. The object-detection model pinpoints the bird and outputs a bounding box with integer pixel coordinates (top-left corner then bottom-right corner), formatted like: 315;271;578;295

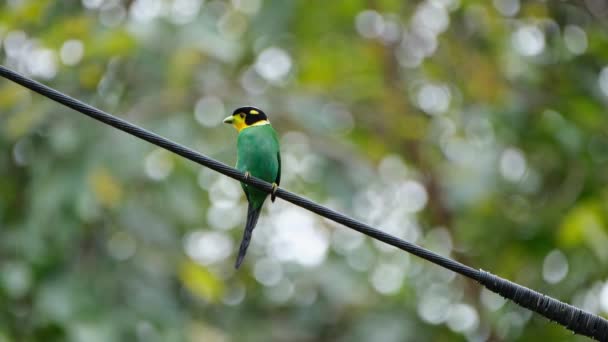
223;106;281;269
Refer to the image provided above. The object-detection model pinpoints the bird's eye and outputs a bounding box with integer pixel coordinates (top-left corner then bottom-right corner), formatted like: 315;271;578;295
240;113;245;118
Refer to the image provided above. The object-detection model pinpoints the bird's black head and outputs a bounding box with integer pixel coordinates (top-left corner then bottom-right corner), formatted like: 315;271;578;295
223;106;269;131
232;106;268;125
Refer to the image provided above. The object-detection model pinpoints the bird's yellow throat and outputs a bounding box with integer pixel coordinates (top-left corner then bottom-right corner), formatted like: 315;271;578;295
235;119;270;133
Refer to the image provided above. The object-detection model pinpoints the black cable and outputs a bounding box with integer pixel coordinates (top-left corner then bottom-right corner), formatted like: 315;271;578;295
1;65;606;341
479;271;608;341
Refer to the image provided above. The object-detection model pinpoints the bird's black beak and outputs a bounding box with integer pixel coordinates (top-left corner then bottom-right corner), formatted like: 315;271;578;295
223;115;234;124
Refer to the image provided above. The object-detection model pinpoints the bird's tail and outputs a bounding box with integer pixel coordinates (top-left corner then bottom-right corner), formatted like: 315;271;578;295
234;203;262;269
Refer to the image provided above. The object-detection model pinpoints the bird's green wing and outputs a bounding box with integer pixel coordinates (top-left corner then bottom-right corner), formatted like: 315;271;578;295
270;152;281;202
275;152;281;186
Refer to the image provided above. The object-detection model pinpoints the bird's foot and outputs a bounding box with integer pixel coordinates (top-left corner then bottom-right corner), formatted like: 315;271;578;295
271;182;278;202
244;171;251;181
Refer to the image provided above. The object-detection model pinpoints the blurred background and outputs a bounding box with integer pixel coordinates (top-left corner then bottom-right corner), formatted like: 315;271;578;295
1;0;608;341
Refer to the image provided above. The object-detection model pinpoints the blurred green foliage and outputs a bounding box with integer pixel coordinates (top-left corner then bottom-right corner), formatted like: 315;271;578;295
1;0;608;341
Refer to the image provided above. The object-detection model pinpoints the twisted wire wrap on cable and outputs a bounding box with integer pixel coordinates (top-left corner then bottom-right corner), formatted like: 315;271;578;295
479;270;608;341
1;65;607;341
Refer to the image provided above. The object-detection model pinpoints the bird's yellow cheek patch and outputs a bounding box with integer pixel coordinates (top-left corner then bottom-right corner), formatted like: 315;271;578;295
235;121;246;132
233;115;247;132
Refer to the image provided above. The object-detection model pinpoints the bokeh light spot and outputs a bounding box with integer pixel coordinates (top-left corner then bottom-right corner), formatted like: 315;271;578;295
82;0;104;9
100;3;127;27
378;155;408;183
598;66;608;97
254;258;283;287
232;0;262;16
447;304;479;333
370;263;405;295
184;231;233;265
399;181;428;213
60;40;84;66
600;282;608;313
564;25;588;55
480;287;507;311
493;0;519;17
194;96;225;127
130;0;162;22
144;149;174;181
169;0;202;25
417;83;451;115
512;25;545;57
0;262;32;299
355;10;384;39
27;47;57;79
542;249;569;284
418;285;451;324
270;208;329;267
255;47;292;84
499;147;526;182
412;2;449;34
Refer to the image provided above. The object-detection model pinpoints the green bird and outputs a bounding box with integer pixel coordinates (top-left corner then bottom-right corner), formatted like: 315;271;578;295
223;106;281;269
